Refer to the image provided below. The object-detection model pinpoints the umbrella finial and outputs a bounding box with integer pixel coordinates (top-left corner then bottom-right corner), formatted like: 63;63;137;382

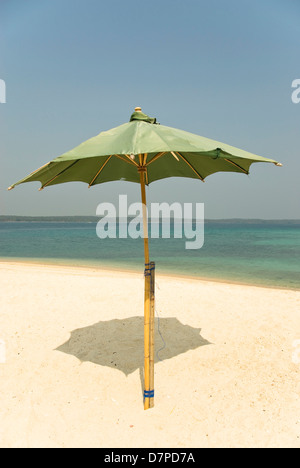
130;108;157;124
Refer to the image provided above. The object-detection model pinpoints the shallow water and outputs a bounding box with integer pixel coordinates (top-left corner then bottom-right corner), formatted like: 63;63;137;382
0;221;299;289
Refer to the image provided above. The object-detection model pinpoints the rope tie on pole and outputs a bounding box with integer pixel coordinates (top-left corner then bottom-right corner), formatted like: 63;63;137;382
144;390;154;399
144;263;155;276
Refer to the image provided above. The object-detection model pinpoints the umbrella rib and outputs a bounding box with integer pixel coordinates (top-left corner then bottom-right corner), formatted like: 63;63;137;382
29;162;50;177
176;152;205;182
8;162;51;190
125;154;139;167
113;153;138;167
39;159;80;190
224;158;249;174
146;152;167;166
88;155;113;188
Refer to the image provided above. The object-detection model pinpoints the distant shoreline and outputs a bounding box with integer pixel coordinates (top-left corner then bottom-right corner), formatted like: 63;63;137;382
0;258;299;291
1;215;300;225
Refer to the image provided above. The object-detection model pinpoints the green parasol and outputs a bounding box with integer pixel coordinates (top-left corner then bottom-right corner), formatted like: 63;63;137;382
8;107;282;409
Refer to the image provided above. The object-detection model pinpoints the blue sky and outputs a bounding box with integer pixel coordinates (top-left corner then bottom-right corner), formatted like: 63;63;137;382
1;0;299;218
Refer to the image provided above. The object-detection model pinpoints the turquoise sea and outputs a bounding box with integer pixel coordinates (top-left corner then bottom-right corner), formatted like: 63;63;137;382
0;221;299;290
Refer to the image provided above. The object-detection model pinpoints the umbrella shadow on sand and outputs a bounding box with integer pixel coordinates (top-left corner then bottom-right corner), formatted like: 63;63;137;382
56;316;211;391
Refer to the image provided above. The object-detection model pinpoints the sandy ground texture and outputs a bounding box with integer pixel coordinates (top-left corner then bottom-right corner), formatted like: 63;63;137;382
0;261;299;448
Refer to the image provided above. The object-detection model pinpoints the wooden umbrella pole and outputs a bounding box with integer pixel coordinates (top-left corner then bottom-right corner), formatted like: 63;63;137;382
139;163;153;410
149;261;155;408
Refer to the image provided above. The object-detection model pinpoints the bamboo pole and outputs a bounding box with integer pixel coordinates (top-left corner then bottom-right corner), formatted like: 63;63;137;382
149;261;155;408
139;162;153;410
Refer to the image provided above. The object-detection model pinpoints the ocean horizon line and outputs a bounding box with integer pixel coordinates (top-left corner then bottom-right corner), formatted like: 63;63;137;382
1;215;300;224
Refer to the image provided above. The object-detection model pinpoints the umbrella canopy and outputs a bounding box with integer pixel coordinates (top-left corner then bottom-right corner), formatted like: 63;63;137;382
8;107;281;191
8;107;282;410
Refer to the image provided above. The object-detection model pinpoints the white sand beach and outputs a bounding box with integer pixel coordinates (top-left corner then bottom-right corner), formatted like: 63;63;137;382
0;261;299;448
